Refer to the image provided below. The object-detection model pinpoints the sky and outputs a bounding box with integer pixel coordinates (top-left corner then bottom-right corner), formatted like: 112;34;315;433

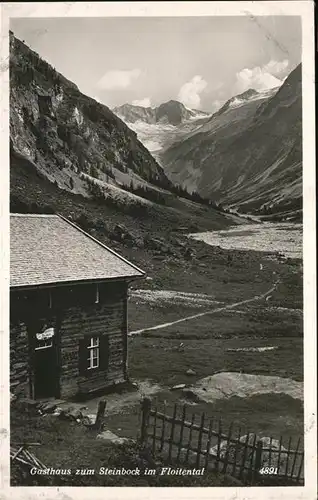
10;16;302;112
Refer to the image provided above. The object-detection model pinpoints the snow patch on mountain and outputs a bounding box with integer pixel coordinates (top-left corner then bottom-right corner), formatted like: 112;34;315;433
228;87;279;110
114;101;212;154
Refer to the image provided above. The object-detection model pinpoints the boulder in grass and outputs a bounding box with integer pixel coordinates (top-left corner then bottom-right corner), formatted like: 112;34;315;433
171;384;186;391
59;406;82;421
67;408;83;421
96;430;130;445
41;402;58;414
209;434;290;475
177;447;200;464
52;407;63;416
255;436;290;473
186;368;196;376
82;414;97;426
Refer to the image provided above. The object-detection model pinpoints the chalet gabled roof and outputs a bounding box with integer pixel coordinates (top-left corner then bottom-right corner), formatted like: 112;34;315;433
10;214;145;288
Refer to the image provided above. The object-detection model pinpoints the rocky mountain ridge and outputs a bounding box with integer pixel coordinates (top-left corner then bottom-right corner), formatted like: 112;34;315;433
213;88;278;117
112;101;211;158
113;100;210;126
160;65;302;220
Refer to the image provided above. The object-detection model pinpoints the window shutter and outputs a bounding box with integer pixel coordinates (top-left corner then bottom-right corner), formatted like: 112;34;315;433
78;337;90;376
100;335;109;372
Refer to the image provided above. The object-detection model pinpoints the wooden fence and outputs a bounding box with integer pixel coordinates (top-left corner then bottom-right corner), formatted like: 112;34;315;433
140;397;304;485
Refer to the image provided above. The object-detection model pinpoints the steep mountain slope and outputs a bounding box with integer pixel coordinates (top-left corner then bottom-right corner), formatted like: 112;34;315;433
10;32;171;199
10;31;239;246
161;66;302;219
113;100;210;158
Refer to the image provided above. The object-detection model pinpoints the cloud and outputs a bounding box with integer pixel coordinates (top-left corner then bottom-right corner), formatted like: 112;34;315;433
178;75;208;109
96;69;141;90
132;97;151;107
263;59;289;75
234;59;289;94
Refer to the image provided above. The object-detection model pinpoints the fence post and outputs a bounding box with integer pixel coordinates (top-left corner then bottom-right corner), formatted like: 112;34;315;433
94;400;107;431
254;440;263;483
196;412;205;468
140;397;151;447
222;422;233;475
186;413;196;464
239;432;250;480
204;418;214;471
177;405;187;464
152;404;158;456
290;437;301;479
168;404;178;462
296;451;304;484
285;437;292;478
159;401;167;452
247;433;257;484
214;419;223;472
232;427;241;477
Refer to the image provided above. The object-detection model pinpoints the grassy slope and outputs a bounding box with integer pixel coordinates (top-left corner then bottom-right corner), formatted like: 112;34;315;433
10;149;236;235
123;255;303;447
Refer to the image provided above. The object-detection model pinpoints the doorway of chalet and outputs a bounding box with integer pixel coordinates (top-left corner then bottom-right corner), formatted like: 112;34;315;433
33;324;58;399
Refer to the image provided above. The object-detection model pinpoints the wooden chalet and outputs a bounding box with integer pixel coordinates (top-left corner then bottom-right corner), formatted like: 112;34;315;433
10;213;145;400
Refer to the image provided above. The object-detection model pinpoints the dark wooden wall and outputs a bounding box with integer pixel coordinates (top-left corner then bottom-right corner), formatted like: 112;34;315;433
10;320;29;397
56;282;128;398
10;280;129;400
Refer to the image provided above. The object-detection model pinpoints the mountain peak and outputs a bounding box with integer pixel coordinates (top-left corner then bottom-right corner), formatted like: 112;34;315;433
235;88;259;100
214;87;277;117
155;100;190;125
114;99;209;126
159;99;184;108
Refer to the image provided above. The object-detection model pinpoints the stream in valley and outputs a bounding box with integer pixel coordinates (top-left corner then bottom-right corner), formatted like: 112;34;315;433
189;222;302;260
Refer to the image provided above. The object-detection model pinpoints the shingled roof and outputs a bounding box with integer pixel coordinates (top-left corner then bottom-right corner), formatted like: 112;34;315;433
10;214;145;288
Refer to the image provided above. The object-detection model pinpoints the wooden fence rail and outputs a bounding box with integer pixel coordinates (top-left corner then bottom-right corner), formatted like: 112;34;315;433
140;397;304;485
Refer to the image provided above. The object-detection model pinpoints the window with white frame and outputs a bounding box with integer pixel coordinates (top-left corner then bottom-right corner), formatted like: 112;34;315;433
35;326;55;350
87;336;99;369
35;338;53;350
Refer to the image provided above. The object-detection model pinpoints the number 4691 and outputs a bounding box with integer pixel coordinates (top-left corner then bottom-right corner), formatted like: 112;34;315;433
259;467;278;475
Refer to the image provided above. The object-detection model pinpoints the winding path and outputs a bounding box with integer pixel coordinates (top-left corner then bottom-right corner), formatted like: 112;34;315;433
129;281;278;336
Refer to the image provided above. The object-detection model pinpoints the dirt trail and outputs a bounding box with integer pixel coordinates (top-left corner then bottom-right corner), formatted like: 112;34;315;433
129;281;278;336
